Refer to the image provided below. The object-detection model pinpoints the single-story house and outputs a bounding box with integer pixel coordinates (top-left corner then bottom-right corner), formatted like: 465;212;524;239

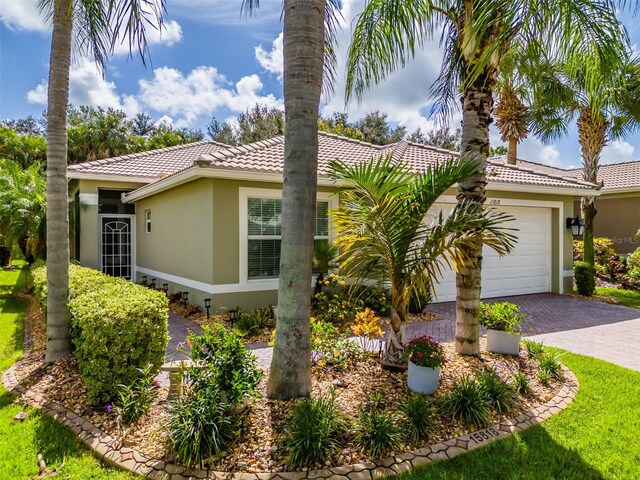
68;134;596;310
492;155;640;255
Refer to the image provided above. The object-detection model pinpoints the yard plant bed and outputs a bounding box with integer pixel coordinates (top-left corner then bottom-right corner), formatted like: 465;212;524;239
8;294;568;476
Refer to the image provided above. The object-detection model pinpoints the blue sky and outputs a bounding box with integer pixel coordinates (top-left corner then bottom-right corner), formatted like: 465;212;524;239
1;0;639;168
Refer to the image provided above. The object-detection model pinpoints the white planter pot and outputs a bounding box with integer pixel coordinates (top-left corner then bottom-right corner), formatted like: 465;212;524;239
486;329;521;355
407;361;440;395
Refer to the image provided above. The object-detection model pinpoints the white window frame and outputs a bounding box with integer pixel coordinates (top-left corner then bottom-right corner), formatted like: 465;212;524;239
145;209;152;234
239;187;337;288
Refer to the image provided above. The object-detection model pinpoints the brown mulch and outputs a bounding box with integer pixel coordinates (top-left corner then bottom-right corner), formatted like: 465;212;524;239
13;295;562;473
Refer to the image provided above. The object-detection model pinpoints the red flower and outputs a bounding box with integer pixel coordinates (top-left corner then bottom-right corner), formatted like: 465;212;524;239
417;352;423;358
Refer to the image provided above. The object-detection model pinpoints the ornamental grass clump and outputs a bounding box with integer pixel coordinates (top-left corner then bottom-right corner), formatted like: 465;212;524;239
402;335;446;368
440;375;491;428
112;366;158;425
512;372;532;395
402;395;434;445
356;409;402;458
522;339;546;360
538;352;564;381
477;370;516;414
478;301;525;333
282;393;347;469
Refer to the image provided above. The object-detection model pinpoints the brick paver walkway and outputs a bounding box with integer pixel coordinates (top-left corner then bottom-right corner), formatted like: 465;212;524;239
165;293;640;374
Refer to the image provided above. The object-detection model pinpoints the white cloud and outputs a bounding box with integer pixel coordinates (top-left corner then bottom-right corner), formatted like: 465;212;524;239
0;0;47;32
27;58;140;116
601;140;635;164
518;138;562;165
255;32;283;80
138;66;282;127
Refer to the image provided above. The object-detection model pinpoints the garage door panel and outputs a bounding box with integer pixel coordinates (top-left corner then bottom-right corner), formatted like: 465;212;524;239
431;204;551;302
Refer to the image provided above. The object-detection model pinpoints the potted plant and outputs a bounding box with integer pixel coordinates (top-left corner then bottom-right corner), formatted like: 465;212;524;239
479;301;525;355
403;335;446;395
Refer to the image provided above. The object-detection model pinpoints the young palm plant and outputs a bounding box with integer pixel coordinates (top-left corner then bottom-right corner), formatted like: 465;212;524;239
345;0;631;355
330;155;516;365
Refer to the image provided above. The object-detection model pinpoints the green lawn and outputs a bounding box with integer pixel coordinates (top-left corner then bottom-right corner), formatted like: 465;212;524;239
0;263;135;479
595;287;640;309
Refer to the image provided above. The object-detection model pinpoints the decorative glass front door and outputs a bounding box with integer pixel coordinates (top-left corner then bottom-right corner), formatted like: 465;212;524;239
101;217;132;280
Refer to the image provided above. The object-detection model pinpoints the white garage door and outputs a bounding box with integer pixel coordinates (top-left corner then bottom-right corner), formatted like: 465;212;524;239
431;205;551;302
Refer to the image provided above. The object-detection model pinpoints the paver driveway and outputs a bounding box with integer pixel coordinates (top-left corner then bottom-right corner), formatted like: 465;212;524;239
424;293;640;371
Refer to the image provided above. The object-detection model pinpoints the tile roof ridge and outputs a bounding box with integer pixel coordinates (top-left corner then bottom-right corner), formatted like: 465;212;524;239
197;136;286;163
68;140;227;170
390;140;409;163
317;131;386;149
403;139;458;156
487;159;597;187
596;158;640;168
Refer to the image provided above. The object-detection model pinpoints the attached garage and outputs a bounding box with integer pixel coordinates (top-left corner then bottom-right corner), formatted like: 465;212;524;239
432;202;554;302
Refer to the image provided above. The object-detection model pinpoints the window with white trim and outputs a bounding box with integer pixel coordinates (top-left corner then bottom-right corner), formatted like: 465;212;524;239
247;198;329;279
145;210;152;234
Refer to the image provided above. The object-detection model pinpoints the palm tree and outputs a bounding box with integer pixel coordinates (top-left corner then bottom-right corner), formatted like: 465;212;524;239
243;0;341;399
40;0;164;362
494;55;530;165
346;0;630;355
0;160;47;263
530;55;640;266
330;155;516;365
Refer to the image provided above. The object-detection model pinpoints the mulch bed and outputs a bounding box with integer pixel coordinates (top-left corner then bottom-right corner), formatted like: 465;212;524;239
12;294;563;473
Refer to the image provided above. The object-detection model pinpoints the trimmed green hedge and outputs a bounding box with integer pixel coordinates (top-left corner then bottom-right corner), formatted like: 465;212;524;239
32;265;169;404
574;261;596;297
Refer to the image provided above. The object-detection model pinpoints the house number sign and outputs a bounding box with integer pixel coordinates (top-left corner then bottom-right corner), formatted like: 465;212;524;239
469;426;500;444
487;199;501;206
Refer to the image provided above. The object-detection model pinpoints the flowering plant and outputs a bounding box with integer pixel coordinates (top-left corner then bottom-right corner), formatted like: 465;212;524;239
403;336;446;368
478;301;525;333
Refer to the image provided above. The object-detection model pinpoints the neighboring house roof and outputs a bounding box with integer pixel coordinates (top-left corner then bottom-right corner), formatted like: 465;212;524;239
116;133;596;203
491;155;640;193
583;160;640;192
67;141;231;181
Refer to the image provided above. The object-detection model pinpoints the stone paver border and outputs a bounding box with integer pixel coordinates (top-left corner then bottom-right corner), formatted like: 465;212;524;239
2;361;578;480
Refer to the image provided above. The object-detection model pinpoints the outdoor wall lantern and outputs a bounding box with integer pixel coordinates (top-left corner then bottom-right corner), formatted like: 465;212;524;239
229;308;238;329
566;216;585;237
150;278;157;288
182;291;189;307
162;283;169;295
204;298;211;319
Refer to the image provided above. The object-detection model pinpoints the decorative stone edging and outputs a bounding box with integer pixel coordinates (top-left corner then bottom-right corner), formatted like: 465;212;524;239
2;362;579;480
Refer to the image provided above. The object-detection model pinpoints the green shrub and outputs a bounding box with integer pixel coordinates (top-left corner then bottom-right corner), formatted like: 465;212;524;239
70;282;169;404
478;301;525;333
33;265;169;405
112;366;158;424
573;237;616;275
356;409;402;458
522;339;546;360
167;392;239;467
440;376;491;428
402;395;433;445
511;372;531;395
477;370;516;414
538;370;551;386
574;261;596;296
283;393;346;469
187;324;263;406
538;352;563;380
350;284;391;316
234;306;275;336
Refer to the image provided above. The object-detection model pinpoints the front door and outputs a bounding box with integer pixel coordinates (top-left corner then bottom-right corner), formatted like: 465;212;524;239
100;216;133;280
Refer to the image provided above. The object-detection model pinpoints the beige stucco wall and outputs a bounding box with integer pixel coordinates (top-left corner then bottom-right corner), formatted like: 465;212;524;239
574;195;640;254
76;179;145;269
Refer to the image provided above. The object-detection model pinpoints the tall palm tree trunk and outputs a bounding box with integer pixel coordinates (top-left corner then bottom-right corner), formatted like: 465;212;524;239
577;108;607;267
45;0;72;363
507;137;518;165
455;76;494;356
266;0;324;399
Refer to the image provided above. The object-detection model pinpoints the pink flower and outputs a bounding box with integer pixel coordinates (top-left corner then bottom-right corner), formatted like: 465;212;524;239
417;352;424;359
